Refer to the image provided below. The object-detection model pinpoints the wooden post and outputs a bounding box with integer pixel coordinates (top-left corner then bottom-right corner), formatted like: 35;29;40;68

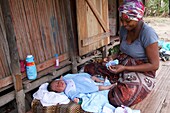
63;0;77;73
102;45;107;59
0;0;25;113
143;0;145;5
116;0;120;36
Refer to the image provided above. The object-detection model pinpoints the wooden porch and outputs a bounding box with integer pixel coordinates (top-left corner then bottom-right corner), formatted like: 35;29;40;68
132;60;170;113
26;59;170;113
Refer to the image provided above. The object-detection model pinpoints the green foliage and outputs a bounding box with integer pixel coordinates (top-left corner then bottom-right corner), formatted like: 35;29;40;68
108;45;120;56
145;0;169;17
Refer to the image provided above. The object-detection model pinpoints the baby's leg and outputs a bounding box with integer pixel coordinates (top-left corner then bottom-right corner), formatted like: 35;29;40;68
98;83;117;91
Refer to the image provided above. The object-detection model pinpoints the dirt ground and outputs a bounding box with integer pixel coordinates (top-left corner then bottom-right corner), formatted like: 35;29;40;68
144;17;170;41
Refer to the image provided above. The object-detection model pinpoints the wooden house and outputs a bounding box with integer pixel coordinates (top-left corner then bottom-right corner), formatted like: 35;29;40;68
3;0;170;113
0;0;121;112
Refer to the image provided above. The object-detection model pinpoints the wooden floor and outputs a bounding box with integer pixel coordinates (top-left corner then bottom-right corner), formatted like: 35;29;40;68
132;60;170;113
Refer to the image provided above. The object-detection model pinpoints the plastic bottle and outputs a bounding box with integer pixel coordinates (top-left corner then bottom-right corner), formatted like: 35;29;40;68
55;54;59;67
106;59;119;69
26;55;37;80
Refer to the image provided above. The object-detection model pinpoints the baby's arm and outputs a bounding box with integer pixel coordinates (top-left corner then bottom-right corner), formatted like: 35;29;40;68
98;83;117;91
91;76;104;83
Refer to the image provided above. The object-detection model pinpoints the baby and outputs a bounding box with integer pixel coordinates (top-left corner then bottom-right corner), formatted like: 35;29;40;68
47;73;115;104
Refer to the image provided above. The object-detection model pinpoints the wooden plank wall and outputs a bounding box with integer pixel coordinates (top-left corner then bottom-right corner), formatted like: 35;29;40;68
76;0;110;56
0;0;70;89
108;0;117;36
8;0;69;63
0;4;11;79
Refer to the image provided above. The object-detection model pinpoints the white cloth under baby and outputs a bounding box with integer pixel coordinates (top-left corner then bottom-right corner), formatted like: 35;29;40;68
33;83;70;106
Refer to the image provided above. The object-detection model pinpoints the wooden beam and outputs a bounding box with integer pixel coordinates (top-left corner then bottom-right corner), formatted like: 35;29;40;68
0;84;13;93
36;53;69;72
63;0;77;73
102;45;107;59
82;32;110;46
86;0;109;32
0;53;69;89
0;76;13;89
24;65;72;93
77;52;102;66
1;0;25;112
23;60;71;84
0;91;15;107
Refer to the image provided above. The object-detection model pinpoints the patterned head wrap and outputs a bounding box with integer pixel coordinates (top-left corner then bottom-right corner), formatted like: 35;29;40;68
119;0;145;21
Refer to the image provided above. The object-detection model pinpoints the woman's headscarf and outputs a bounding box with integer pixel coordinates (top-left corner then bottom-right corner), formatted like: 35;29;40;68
119;0;145;21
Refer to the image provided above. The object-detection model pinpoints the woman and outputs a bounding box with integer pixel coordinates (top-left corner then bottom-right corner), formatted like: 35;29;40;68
84;0;159;107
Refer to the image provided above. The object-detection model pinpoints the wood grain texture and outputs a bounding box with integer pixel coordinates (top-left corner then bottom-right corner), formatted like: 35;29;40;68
0;53;69;89
86;0;109;32
9;0;69;64
77;0;110;56
132;61;170;113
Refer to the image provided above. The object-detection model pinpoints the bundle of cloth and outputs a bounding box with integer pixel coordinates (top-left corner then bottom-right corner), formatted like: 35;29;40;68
158;40;170;61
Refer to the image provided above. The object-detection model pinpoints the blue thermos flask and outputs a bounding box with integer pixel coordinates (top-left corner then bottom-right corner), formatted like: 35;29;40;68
26;55;37;80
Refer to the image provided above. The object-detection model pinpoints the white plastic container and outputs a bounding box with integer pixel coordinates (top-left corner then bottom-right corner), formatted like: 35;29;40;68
55;54;59;67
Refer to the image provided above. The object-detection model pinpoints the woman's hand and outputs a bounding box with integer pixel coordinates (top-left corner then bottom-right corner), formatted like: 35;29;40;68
103;56;113;62
102;56;113;66
108;65;125;74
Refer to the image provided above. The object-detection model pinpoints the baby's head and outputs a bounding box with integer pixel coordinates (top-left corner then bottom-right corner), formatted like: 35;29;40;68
47;76;66;93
